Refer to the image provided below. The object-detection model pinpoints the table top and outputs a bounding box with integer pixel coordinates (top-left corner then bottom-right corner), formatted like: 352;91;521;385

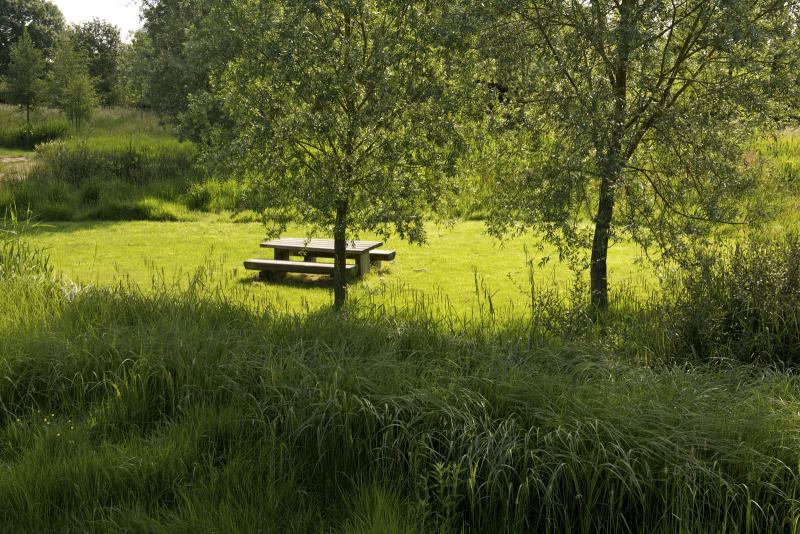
261;237;383;254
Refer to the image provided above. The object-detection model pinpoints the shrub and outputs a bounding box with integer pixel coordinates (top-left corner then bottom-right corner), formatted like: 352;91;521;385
667;234;800;365
0;120;69;150
185;178;242;212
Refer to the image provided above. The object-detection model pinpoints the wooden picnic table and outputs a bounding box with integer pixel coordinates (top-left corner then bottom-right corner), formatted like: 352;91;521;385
261;238;384;276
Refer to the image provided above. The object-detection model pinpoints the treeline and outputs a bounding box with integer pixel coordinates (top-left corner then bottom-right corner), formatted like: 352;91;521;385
0;0;151;126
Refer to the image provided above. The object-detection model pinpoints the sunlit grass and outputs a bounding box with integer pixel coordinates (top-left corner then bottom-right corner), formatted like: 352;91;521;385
24;218;653;313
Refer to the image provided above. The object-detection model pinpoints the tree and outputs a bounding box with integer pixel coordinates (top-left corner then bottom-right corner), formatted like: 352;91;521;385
0;0;64;76
47;31;88;108
141;0;244;138
117;31;154;113
62;73;98;129
204;0;462;309
477;0;800;309
48;31;97;128
71;18;122;106
5;29;45;124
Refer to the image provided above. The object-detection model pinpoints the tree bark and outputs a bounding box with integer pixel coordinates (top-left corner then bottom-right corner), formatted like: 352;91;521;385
590;0;632;311
333;199;349;311
590;174;615;309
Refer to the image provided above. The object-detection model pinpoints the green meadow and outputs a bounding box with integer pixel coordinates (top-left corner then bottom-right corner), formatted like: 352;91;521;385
25;218;652;312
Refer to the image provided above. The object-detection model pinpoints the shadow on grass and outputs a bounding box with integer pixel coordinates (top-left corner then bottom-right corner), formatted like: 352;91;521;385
11;220;126;236
238;272;338;290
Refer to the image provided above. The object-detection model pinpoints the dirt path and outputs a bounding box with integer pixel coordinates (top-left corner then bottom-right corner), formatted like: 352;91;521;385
0;156;31;164
0;156;34;180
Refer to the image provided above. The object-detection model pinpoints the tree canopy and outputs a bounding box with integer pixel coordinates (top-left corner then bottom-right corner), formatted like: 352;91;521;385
199;0;463;308
71;18;122;106
0;0;64;75
117;31;155;112
474;0;800;308
5;28;45;124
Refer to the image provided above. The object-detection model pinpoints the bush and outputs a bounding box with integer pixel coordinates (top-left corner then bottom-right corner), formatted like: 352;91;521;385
185;178;242;212
0;120;69;150
667;234;800;365
33;137;199;186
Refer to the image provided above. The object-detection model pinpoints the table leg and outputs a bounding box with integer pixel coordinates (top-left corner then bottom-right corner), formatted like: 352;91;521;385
273;250;289;279
358;252;370;277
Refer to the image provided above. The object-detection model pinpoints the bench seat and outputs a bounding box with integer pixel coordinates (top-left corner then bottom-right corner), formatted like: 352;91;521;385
244;259;358;276
369;249;396;262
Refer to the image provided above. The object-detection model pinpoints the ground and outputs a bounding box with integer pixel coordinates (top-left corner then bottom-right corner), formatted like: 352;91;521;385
25;218;652;312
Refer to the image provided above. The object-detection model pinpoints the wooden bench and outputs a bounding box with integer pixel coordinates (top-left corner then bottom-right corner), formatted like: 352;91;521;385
288;249;396;268
244;259;358;279
368;249;396;268
248;238;394;281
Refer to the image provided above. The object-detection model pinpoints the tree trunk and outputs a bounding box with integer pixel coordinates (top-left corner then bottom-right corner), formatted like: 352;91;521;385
591;0;632;311
590;175;615;309
26;105;30;126
333;199;349;311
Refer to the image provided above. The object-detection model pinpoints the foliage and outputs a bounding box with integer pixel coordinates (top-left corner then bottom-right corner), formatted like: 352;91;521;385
117;31;155;112
666;233;800;366
474;0;800;308
0;0;64;76
47;31;89;109
61;73;98;130
204;0;463;308
140;0;234;126
4;29;45;124
0;119;68;150
71;18;123;106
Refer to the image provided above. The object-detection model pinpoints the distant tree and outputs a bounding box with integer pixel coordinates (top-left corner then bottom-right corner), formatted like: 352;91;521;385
5;29;45;124
72;18;122;106
47;31;88;108
117;31;154;113
140;0;211;121
141;0;243;137
62;73;97;129
206;0;462;309
477;0;800;309
0;0;64;75
48;31;97;128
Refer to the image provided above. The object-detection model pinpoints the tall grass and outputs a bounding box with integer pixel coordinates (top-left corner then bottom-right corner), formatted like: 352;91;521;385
33;137;198;186
2;235;800;532
664;233;800;366
0;120;70;151
0;132;251;222
0;137;211;222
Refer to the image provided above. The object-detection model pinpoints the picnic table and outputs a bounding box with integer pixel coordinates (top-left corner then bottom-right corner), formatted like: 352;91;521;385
243;237;395;279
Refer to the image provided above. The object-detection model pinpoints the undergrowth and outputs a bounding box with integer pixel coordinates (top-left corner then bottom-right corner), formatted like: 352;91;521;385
0;120;70;151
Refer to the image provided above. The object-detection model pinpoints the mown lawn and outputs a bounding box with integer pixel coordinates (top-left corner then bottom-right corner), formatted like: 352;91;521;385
26;218;653;312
